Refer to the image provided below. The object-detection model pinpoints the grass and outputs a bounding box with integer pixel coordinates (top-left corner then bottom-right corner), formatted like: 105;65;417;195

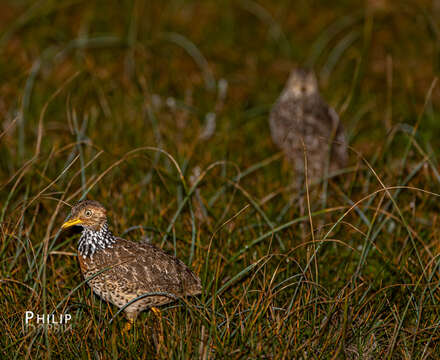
1;0;440;358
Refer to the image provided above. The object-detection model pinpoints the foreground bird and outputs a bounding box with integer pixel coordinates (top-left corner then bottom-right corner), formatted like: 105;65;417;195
61;200;202;330
269;68;348;186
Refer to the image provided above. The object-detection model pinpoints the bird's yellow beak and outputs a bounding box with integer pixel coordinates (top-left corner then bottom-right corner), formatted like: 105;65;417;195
61;218;83;229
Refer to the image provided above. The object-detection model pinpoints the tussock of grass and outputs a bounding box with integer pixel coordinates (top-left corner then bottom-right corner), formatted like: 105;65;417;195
1;0;440;358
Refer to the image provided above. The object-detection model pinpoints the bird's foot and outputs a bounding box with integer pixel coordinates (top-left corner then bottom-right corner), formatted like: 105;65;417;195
151;307;162;318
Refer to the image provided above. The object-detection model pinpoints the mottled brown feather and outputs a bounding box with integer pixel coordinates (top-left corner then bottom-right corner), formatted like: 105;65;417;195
79;238;201;318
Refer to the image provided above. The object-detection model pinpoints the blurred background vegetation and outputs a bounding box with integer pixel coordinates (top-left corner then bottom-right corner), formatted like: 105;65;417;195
1;0;440;358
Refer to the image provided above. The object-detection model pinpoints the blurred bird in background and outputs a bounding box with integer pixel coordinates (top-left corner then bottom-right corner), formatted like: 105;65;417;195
269;68;348;191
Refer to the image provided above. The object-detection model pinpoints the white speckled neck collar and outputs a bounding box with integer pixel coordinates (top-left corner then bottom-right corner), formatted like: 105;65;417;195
78;222;116;258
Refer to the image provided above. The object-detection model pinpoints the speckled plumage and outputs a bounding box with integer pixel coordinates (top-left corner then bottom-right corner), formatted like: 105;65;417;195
62;200;202;321
269;68;348;185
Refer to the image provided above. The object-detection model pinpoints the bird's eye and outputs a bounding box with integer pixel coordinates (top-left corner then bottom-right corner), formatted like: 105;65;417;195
85;210;92;217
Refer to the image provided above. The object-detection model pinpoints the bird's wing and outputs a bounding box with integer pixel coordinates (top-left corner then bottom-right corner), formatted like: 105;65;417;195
327;106;348;167
97;238;200;296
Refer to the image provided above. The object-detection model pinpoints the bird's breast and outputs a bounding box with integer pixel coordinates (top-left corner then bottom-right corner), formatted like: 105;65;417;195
77;248;113;278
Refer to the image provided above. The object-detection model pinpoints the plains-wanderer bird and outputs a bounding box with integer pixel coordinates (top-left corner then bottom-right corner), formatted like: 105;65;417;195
61;200;202;331
269;68;348;187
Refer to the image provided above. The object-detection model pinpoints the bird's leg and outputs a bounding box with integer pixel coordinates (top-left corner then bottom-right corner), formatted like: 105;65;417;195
151;307;163;354
122;318;134;333
123;312;137;334
296;175;306;241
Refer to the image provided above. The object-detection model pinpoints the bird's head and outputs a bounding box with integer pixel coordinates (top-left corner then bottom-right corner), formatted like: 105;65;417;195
284;68;318;97
61;200;107;232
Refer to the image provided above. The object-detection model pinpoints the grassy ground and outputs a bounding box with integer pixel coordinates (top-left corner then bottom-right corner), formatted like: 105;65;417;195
1;0;440;358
